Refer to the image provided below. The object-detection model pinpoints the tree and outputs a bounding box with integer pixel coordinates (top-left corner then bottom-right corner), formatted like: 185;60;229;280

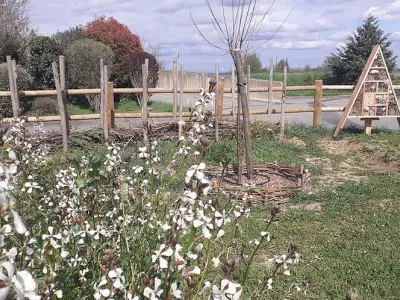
244;53;262;74
125;51;159;106
52;26;85;54
192;0;290;179
22;36;61;90
327;15;397;85
0;0;32;62
275;59;289;73
0;63;32;118
84;16;143;86
65;39;114;112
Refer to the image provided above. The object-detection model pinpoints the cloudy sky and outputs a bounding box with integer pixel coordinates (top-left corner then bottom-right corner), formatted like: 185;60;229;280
27;0;400;72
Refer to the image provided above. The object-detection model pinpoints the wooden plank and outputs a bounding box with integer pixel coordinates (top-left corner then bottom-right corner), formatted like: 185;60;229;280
247;64;251;102
313;80;323;127
333;45;381;138
59;56;70;134
52;62;68;151
280;66;287;136
142;59;149;145
6;56;18;118
179;64;184;139
268;58;273;120
172;57;178;121
107;82;114;128
217;81;224;119
215;64;219;142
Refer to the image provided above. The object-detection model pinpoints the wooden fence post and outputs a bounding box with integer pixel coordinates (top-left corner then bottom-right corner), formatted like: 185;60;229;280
59;56;70;134
52;62;68;151
6;56;19;118
179;64;184;139
217;80;224;120
103;65;109;144
11;60;19;117
142;59;149;146
280;66;288;136
100;59;105;128
215;64;219;142
313;80;323;127
231;65;235;116
268;58;273;121
107;82;114;128
202;67;207;90
172;57;178;121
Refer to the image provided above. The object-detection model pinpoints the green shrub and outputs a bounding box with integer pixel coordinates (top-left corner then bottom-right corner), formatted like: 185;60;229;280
0;63;32;118
31;97;58;116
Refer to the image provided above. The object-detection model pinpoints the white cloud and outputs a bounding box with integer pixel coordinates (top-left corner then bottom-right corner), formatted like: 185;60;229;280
364;0;400;20
270;40;332;50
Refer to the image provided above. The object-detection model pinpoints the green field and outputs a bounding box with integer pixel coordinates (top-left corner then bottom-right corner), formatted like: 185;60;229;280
252;71;400;97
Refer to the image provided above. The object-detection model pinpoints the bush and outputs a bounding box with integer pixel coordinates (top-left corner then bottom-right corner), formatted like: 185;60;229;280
0;63;32;118
31;97;58;116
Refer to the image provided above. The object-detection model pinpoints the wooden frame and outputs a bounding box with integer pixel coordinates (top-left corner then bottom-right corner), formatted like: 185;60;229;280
333;45;400;137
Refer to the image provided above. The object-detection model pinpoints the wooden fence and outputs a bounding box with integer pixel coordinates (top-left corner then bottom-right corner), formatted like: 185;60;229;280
1;55;400;150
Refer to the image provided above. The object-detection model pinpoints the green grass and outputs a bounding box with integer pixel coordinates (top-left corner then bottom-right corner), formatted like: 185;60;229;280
64;124;400;299
67;104;94;115
115;100;181;113
252;71;353;97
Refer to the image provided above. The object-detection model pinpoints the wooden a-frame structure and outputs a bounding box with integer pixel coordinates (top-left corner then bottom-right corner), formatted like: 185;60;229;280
333;45;400;138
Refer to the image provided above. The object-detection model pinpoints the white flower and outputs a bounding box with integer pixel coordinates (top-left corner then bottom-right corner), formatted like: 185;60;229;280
152;244;173;269
139;147;149;159
170;282;182;299
193;218;213;239
143;278;163;299
212;279;242;300
266;278;273;290
0;193;27;234
108;268;125;290
93;277;110;300
185;163;208;184
212;257;220;268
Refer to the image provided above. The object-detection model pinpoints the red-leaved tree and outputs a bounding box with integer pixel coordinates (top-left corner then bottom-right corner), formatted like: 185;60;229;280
84;16;143;86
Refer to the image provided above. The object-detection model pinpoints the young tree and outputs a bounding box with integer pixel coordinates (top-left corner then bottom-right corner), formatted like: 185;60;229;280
0;0;32;62
52;26;86;54
22;36;61;90
192;0;291;179
275;58;289;73
327;15;397;84
65;39;114;112
244;53;262;74
125;51;159;106
84;16;143;86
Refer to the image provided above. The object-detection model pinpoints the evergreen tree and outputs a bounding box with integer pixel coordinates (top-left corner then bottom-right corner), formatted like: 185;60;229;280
244;53;262;74
327;15;397;84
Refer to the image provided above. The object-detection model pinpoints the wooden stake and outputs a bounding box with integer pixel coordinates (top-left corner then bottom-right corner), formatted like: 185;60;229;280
280;66;287;136
103;65;109;144
202;67;207;90
268;58;273;121
6;56;18;118
178;64;184;139
100;59;105;127
313;80;323;127
107;82;114;128
11;60;19;116
142;59;149;145
215;64;219;142
247;65;251;101
237;92;242;185
59;56;70;134
52;62;68;151
217;81;224;119
231;65;235;116
172;57;178;121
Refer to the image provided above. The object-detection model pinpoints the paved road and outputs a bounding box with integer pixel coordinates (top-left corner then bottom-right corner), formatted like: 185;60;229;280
23;94;400;133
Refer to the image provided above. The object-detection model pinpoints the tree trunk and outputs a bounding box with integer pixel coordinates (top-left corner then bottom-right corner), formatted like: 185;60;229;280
232;49;253;179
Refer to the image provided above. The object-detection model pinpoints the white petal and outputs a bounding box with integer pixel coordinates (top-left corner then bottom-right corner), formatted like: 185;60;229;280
100;289;110;297
11;210;27;234
159;257;168;269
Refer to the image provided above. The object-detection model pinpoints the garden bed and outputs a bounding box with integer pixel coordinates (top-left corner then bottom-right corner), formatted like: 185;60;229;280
206;163;311;204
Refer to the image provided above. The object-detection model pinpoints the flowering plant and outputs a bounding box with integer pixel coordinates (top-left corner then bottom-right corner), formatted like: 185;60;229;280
0;90;300;299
